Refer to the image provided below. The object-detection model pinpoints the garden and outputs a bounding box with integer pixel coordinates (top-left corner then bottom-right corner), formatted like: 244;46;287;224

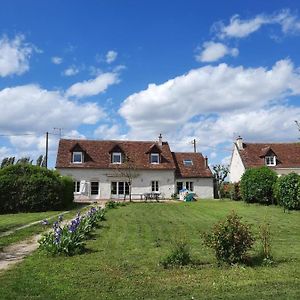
0;200;299;299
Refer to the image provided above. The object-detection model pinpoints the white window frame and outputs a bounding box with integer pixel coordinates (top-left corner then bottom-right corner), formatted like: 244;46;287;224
150;153;160;164
185;181;194;192
111;181;130;196
72;152;83;164
183;159;193;166
151;180;159;192
265;156;276;166
112;152;122;164
74;181;80;194
90;181;100;196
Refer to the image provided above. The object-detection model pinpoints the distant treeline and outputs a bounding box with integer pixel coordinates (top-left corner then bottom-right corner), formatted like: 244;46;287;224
1;155;46;169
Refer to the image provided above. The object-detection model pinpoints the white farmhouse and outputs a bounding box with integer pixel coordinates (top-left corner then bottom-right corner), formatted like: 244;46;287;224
56;136;214;200
229;136;300;182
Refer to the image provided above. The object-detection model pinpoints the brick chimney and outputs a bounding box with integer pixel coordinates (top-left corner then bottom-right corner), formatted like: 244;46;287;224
236;136;244;150
158;133;163;147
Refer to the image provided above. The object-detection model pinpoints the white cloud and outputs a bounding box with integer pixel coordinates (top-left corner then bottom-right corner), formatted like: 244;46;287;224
94;124;126;140
120;59;300;136
106;50;118;64
0;34;35;77
51;56;63;64
0;84;105;134
65;72;120;98
217;9;300;39
63;65;79;76
196;41;239;62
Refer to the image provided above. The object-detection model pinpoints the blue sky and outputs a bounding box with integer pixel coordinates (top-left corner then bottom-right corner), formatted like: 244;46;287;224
0;0;300;168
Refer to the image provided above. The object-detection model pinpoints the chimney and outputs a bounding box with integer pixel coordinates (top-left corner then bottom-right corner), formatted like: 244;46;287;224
236;136;244;150
158;133;163;147
204;156;208;168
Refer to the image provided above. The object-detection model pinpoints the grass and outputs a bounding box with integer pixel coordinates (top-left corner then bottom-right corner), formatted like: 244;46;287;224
0;200;299;299
0;204;88;250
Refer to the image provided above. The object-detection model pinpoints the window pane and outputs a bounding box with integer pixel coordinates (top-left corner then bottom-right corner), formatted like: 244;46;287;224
119;182;124;194
111;182;117;195
112;153;121;163
151;153;159;163
151;181;159;192
73;152;82;163
125;182;129;195
177;182;183;194
190;182;194;191
91;182;99;195
183;159;193;166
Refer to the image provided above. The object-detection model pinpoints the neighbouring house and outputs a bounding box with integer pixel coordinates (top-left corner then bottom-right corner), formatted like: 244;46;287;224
229;136;300;182
56;135;214;200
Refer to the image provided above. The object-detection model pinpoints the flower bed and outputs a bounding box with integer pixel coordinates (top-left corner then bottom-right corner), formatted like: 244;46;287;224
39;207;105;256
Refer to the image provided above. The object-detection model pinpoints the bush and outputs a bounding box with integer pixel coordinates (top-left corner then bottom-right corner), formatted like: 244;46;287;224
202;211;255;264
39;207;105;256
220;182;241;200
160;240;193;268
240;166;277;204
0;164;74;213
274;173;300;211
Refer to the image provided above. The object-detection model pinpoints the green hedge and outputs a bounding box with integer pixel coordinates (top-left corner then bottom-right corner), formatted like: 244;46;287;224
274;173;300;211
0;164;74;213
240;166;277;205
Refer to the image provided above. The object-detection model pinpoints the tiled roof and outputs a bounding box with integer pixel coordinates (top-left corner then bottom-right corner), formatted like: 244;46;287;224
238;142;300;168
172;152;213;178
56;139;176;170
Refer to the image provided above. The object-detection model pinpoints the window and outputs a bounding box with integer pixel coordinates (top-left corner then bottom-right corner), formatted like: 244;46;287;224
185;182;194;191
151;180;159;192
183;159;193;166
74;181;80;193
177;182;183;194
265;156;276;166
73;152;83;163
112;152;122;164
91;182;99;195
150;153;159;164
111;182;129;195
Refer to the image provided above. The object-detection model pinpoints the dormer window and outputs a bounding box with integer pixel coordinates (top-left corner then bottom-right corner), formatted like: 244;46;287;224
73;152;83;163
150;153;160;164
112;152;122;164
265;156;276;166
183;159;193;166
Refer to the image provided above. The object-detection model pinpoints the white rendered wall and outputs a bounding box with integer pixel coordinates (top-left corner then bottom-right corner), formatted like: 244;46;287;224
57;168;175;199
175;178;214;199
229;145;245;183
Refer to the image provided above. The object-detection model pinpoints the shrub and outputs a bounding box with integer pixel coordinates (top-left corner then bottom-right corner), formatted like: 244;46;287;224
259;220;272;261
202;211;255;264
274;173;300;211
160;240;193;268
39;207;105;256
240;166;277;204
0;164;74;213
220;182;241;200
106;200;126;209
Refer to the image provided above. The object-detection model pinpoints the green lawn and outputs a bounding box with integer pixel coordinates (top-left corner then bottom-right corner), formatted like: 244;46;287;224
0;204;88;250
0;200;299;299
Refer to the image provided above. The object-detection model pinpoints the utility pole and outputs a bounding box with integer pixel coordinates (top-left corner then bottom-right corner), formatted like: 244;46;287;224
192;139;197;153
45;131;49;169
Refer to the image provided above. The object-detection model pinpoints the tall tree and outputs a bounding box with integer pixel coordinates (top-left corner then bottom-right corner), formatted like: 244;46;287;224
36;155;44;167
1;157;15;168
16;157;33;165
213;164;229;199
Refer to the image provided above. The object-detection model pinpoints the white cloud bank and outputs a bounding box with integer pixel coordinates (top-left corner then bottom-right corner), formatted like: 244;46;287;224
66;72;120;98
0;35;35;77
0;84;105;134
119;59;300;150
196;41;238;62
216;9;300;39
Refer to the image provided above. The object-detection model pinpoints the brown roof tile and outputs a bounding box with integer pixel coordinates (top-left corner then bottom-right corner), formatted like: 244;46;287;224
172;152;213;178
238;142;300;169
56;139;176;170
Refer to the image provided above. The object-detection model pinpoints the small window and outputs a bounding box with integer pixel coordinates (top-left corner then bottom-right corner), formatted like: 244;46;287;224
91;182;99;195
150;153;159;164
74;181;80;193
151;180;159;192
265;156;276;166
183;159;193;166
185;182;194;191
177;182;183;194
112;152;122;164
73;152;83;163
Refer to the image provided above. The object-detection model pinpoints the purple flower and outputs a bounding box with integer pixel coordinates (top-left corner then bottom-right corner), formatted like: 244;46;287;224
58;215;63;222
41;219;49;226
53;221;59;229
